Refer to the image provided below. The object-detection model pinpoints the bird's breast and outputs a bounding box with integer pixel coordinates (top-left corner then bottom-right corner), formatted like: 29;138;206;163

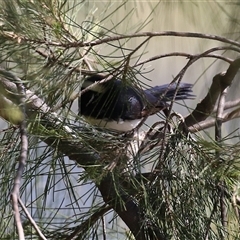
84;116;142;132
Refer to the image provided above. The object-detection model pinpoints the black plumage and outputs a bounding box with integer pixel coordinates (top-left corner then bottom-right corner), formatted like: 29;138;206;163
78;75;194;132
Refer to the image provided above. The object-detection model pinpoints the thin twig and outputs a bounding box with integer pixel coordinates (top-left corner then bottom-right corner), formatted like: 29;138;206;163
122;36;152;78
188;107;240;132
5;31;240;48
0;68;28;240
102;216;107;240
18;198;47;240
134;46;237;67
215;87;228;237
214;98;240;112
184;57;240;128
215;88;228;142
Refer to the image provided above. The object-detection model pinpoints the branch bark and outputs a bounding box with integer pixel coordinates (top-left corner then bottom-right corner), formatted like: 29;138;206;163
183;57;240;129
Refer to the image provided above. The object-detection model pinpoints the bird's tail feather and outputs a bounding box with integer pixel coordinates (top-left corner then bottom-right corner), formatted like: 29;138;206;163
144;83;195;102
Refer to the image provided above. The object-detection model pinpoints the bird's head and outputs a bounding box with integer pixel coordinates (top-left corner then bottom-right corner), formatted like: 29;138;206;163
81;75;108;93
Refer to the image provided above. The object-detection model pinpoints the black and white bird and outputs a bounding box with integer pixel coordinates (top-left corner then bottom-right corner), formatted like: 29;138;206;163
78;75;194;132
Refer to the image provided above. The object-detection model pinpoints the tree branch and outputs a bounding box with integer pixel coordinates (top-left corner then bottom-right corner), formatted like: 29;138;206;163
0;74;146;239
4;31;240;48
184;57;240;129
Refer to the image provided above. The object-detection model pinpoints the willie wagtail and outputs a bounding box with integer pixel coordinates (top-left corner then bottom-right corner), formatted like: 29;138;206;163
78;75;194;132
